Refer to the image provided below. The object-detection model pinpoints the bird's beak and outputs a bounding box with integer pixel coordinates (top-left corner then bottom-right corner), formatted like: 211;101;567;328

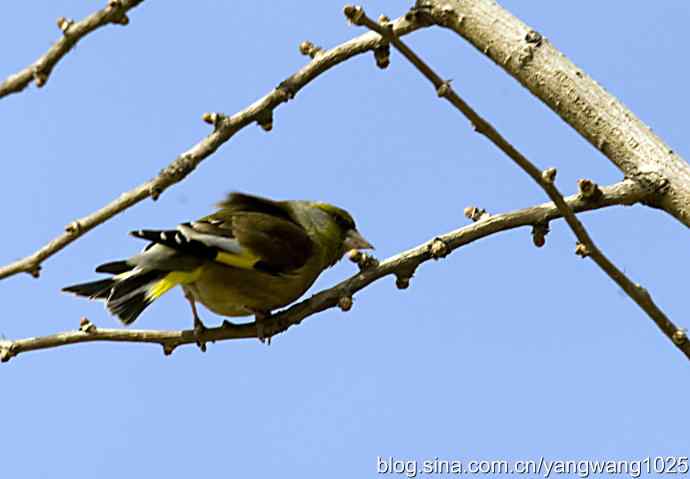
344;229;374;251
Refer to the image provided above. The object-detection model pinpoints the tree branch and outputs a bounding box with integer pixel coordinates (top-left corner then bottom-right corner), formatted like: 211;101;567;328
345;5;689;360
0;14;425;281
0;179;651;362
414;0;690;227
0;0;145;99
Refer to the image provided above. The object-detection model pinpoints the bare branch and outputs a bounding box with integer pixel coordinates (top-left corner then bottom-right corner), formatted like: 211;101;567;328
0;0;144;99
0;179;651;362
414;0;690;227
0;14;425;281
347;6;688;360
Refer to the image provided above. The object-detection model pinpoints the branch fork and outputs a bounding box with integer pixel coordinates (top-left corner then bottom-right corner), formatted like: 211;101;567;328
346;4;688;360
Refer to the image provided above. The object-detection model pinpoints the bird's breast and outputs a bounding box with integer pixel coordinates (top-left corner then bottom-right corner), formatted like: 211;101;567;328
186;260;323;317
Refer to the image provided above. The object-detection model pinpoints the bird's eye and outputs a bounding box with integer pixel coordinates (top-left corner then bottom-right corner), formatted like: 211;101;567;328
333;212;355;230
315;203;356;230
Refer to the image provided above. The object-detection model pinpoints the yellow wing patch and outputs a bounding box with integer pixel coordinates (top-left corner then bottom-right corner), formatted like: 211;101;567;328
214;250;260;270
146;268;204;301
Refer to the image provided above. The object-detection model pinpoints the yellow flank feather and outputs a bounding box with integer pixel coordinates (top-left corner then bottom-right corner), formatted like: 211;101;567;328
144;248;259;303
146;267;204;300
214;251;259;270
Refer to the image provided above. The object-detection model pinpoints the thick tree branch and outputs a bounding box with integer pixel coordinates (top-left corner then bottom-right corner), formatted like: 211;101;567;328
0;14;424;281
0;179;651;362
346;5;688;360
0;0;144;99
413;0;690;227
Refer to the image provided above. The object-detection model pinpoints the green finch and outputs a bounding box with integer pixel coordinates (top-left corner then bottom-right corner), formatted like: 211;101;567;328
63;192;373;340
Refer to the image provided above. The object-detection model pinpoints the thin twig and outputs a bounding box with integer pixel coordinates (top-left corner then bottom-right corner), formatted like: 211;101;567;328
0;14;424;281
0;179;652;362
0;0;144;99
345;5;688;360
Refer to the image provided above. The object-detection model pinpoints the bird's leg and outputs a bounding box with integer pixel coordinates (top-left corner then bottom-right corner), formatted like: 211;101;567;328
184;290;207;352
253;310;272;345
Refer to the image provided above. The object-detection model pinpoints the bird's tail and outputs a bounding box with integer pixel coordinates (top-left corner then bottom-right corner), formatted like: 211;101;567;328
62;260;174;325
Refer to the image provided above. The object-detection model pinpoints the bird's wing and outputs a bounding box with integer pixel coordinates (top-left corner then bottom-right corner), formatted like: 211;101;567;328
230;212;313;273
214;192;296;223
130;193;314;274
205;192;314;272
130;224;259;271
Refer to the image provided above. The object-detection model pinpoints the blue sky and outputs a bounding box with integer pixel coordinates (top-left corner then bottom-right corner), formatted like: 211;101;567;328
2;1;689;477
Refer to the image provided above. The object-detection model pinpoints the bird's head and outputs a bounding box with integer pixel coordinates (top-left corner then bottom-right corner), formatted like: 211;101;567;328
312;202;374;256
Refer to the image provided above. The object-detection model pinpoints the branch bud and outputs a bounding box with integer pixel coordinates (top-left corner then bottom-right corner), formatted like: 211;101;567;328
33;68;48;88
0;341;16;363
256;110;273;132
57;17;74;34
575;242;590;258
79;317;97;333
202;112;217;125
525;30;543;46
541;167;557;184
348;250;379;271
436;81;452;98
672;329;687;345
395;274;410;289
299;41;324;59
343;5;365;25
374;44;390;69
338;296;353;312
531;223;549;248
28;264;42;278
577;178;602;201
65;221;82;234
203;112;227;129
429;238;449;259
114;14;130;25
464;206;489;222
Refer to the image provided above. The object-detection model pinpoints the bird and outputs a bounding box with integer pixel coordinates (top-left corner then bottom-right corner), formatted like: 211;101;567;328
62;192;373;344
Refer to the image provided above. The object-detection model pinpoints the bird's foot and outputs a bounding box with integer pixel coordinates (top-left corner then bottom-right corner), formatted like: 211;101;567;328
254;311;272;345
193;316;208;352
